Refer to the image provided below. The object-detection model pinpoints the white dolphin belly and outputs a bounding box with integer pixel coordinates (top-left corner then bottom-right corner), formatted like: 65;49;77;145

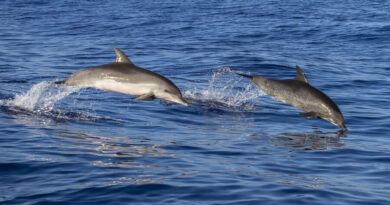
93;79;158;96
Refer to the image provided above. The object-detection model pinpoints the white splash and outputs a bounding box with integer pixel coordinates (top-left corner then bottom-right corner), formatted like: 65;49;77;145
4;81;80;112
183;67;264;111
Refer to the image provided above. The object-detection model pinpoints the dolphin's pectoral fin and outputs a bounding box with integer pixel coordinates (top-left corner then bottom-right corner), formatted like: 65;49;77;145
300;112;319;119
53;80;65;84
235;72;253;79
134;94;156;101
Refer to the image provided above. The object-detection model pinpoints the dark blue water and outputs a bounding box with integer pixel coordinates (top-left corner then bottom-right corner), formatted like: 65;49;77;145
1;0;390;204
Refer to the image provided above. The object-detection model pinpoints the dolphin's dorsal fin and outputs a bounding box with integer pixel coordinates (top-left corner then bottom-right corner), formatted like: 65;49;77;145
295;65;308;83
113;48;133;64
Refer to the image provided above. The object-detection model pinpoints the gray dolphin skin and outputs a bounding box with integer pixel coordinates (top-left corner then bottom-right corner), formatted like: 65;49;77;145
238;65;347;131
55;48;188;106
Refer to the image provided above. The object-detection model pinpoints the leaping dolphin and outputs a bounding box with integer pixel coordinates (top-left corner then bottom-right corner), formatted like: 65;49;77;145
237;65;346;131
55;48;188;106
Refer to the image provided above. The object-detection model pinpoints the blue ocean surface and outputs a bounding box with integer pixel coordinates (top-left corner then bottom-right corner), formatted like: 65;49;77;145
1;0;389;204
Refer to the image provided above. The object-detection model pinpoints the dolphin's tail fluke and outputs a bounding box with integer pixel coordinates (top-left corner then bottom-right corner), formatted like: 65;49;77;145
53;80;65;84
235;72;253;79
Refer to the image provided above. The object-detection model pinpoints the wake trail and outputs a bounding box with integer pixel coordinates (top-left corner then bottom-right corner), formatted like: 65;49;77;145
3;81;80;112
183;67;264;111
0;81;107;121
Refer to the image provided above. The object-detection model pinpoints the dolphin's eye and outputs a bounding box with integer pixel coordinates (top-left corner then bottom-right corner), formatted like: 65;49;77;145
164;89;170;93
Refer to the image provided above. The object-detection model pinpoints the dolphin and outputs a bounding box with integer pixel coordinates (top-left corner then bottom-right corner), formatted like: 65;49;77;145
55;48;188;106
237;65;346;131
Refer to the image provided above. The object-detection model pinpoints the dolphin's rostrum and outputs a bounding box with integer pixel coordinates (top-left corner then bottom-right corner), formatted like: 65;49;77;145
56;48;188;106
237;65;346;131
